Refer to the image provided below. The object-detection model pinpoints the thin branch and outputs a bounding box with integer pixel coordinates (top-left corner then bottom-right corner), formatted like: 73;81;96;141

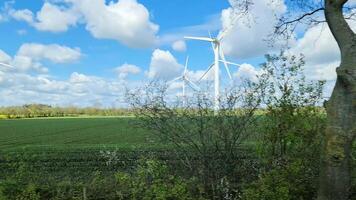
276;7;325;31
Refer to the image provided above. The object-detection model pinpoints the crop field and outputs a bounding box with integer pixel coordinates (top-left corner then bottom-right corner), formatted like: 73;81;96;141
0;117;157;152
0;117;166;181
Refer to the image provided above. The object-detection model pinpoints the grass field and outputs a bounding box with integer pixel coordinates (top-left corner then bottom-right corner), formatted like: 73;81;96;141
0;117;157;152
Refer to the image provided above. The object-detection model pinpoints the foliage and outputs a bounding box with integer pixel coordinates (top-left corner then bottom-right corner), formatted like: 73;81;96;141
254;52;325;162
243;52;326;199
127;81;264;199
0;157;200;200
115;159;200;200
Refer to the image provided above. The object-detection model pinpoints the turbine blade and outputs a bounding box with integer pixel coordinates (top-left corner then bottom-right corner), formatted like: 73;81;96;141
184;56;189;74
199;63;214;82
218;60;241;66
219;47;232;80
184;36;214;42
218;29;228;41
208;31;215;52
168;76;182;84
0;62;14;68
218;13;239;41
186;78;200;91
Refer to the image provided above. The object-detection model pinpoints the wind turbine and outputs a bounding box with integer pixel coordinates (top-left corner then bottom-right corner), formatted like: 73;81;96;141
184;31;240;113
0;62;15;69
169;56;200;107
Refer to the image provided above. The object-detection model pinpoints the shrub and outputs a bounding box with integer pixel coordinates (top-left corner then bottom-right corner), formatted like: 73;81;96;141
244;52;326;199
115;159;202;200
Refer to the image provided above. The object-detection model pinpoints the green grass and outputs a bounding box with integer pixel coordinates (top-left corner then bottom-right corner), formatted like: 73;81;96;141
0;117;157;152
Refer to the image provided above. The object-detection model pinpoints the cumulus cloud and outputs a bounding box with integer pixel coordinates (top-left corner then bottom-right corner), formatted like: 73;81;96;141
290;20;356;81
172;40;187;52
0;50;11;63
147;49;183;80
233;63;261;83
7;0;159;48
115;63;141;79
71;0;159;48
220;0;289;59
9;8;34;23
69;72;93;83
17;43;82;64
9;3;78;32
0;72;127;107
0;43;81;73
33;2;79;32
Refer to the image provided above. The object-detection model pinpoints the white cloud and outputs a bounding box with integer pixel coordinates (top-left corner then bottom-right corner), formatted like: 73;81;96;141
7;0;159;48
0;43;82;73
291;24;339;66
9;8;34;23
0;50;11;63
172;40;187;52
159;14;221;46
67;0;159;48
220;0;289;59
233;63;260;82
346;0;356;6
290;20;356;81
0;72;128;107
147;49;183;80
17;43;82;64
17;29;27;35
9;3;78;33
33;2;79;32
69;72;93;83
11;55;48;73
115;63;141;79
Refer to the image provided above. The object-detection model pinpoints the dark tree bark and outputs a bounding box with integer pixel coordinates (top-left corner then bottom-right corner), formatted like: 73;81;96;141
318;0;356;199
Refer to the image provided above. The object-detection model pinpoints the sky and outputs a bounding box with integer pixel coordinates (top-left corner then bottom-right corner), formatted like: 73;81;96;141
0;0;355;107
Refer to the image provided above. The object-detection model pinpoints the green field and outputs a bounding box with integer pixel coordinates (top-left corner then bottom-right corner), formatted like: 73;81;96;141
0;117;157;152
0;117;167;181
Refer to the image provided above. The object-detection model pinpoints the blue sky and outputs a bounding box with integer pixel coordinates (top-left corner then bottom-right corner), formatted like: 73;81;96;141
0;0;231;80
0;0;354;107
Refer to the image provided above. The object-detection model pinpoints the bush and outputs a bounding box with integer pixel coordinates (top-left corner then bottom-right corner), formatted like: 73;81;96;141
115;159;202;200
242;159;319;200
243;52;326;199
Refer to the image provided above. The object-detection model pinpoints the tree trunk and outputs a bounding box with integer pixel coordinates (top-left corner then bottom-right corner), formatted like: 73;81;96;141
318;0;356;199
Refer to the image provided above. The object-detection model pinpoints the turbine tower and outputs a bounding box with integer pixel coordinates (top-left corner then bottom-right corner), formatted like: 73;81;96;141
184;32;240;113
169;56;200;107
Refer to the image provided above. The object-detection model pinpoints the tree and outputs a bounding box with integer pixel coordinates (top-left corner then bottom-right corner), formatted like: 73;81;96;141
230;0;355;198
273;1;355;199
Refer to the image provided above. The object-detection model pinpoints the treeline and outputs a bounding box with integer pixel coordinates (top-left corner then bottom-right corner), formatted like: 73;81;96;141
0;104;133;119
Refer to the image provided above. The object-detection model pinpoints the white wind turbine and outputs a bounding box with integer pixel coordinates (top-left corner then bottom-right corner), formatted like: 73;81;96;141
169;56;200;107
184;30;240;113
0;62;15;69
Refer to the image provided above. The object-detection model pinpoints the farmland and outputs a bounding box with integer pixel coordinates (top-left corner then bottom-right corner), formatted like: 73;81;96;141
0;117;156;152
0;117;168;182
